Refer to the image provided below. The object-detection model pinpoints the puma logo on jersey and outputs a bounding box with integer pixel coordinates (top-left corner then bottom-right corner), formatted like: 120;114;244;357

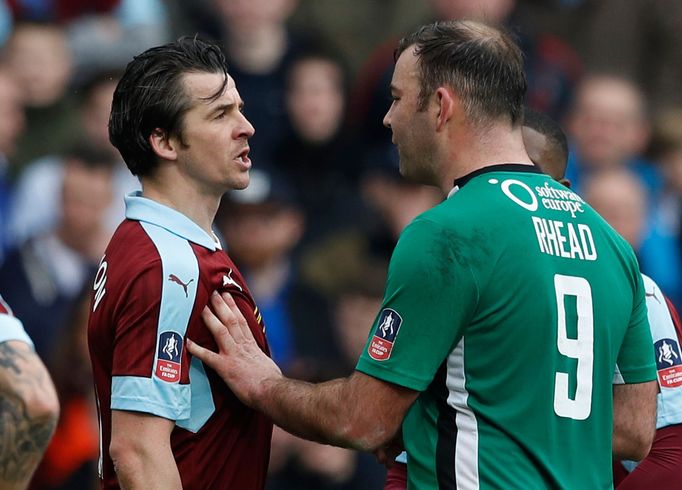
168;274;194;297
222;269;243;292
645;289;661;304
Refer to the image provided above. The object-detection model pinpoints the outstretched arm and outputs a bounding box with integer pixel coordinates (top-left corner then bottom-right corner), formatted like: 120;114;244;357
0;340;59;489
188;292;419;452
612;381;657;461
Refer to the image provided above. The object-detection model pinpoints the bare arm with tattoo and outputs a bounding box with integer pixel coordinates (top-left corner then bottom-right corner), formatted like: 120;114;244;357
0;340;59;489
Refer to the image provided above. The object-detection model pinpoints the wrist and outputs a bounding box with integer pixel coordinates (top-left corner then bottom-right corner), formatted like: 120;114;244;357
250;372;284;410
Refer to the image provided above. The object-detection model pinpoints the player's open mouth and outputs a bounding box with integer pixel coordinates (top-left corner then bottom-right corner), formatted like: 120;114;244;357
235;148;251;168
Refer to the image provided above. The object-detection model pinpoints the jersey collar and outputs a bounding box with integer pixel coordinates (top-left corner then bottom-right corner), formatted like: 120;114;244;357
124;191;219;251
452;163;542;192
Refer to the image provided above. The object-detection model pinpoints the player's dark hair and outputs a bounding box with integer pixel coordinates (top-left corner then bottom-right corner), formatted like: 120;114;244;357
109;36;229;177
523;108;569;165
395;20;526;126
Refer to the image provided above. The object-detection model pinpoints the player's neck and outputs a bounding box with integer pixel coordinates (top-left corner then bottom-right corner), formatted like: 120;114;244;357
140;177;220;237
440;124;533;193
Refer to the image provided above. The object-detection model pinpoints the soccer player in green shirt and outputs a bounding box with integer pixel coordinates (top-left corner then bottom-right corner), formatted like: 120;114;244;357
189;20;658;489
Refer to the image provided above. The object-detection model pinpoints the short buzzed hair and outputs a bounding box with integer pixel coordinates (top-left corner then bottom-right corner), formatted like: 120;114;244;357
395;20;527;126
523;108;569;179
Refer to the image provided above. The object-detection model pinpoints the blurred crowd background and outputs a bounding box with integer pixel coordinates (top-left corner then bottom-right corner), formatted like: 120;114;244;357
0;0;680;488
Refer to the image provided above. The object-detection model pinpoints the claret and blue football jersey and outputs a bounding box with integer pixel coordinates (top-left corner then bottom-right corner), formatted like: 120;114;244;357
88;192;271;489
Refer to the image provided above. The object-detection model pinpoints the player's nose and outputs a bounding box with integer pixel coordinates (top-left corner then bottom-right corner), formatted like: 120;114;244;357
383;109;392;129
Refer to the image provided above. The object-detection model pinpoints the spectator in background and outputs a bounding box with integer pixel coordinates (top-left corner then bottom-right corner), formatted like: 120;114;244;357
566;74;681;303
565;74;659;194
652;110;682;240
300;146;441;299
583;169;649;253
1;21;76;167
0;0;170;84
210;0;311;167
330;262;387;375
0;70;24;264
0;145;115;359
10;70;139;246
0;296;59;490
274;47;364;246
216;168;333;371
581;167;682;307
644;109;682;309
583;0;682;114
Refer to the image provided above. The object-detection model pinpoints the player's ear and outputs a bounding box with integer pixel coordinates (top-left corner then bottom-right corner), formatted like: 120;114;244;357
435;87;456;132
149;128;178;161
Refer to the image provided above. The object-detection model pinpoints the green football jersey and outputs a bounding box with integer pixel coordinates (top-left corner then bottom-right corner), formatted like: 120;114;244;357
356;165;656;489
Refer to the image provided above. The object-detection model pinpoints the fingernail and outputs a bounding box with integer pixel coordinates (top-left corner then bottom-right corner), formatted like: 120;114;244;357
212;291;219;297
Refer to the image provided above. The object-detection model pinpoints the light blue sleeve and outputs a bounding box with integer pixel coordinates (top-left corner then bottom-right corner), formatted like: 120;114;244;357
641;274;682;429
111;223;201;422
0;314;34;347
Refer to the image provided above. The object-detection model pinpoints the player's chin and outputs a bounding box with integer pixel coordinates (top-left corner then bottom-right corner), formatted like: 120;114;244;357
230;172;250;190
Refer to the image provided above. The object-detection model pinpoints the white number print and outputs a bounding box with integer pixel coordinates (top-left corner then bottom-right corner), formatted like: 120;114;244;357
553;274;594;420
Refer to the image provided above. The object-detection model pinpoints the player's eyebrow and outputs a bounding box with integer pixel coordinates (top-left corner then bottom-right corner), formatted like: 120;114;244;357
208;101;244;117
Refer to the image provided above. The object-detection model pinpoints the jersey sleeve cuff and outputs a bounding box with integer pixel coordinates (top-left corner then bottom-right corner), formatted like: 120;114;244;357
618;364;657;384
112;376;191;420
355;359;429;391
0;315;34;347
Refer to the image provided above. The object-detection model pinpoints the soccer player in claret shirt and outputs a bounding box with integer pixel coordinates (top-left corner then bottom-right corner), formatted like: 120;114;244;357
87;38;271;489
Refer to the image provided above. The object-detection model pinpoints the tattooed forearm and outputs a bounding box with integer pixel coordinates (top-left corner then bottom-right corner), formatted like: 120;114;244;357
0;392;57;483
0;344;25;376
0;341;59;489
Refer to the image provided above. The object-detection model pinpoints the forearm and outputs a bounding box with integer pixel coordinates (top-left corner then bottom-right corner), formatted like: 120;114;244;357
112;444;181;490
255;373;402;452
613;420;655;461
0;342;59;489
257;376;368;450
110;411;181;490
612;381;657;461
0;392;58;490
